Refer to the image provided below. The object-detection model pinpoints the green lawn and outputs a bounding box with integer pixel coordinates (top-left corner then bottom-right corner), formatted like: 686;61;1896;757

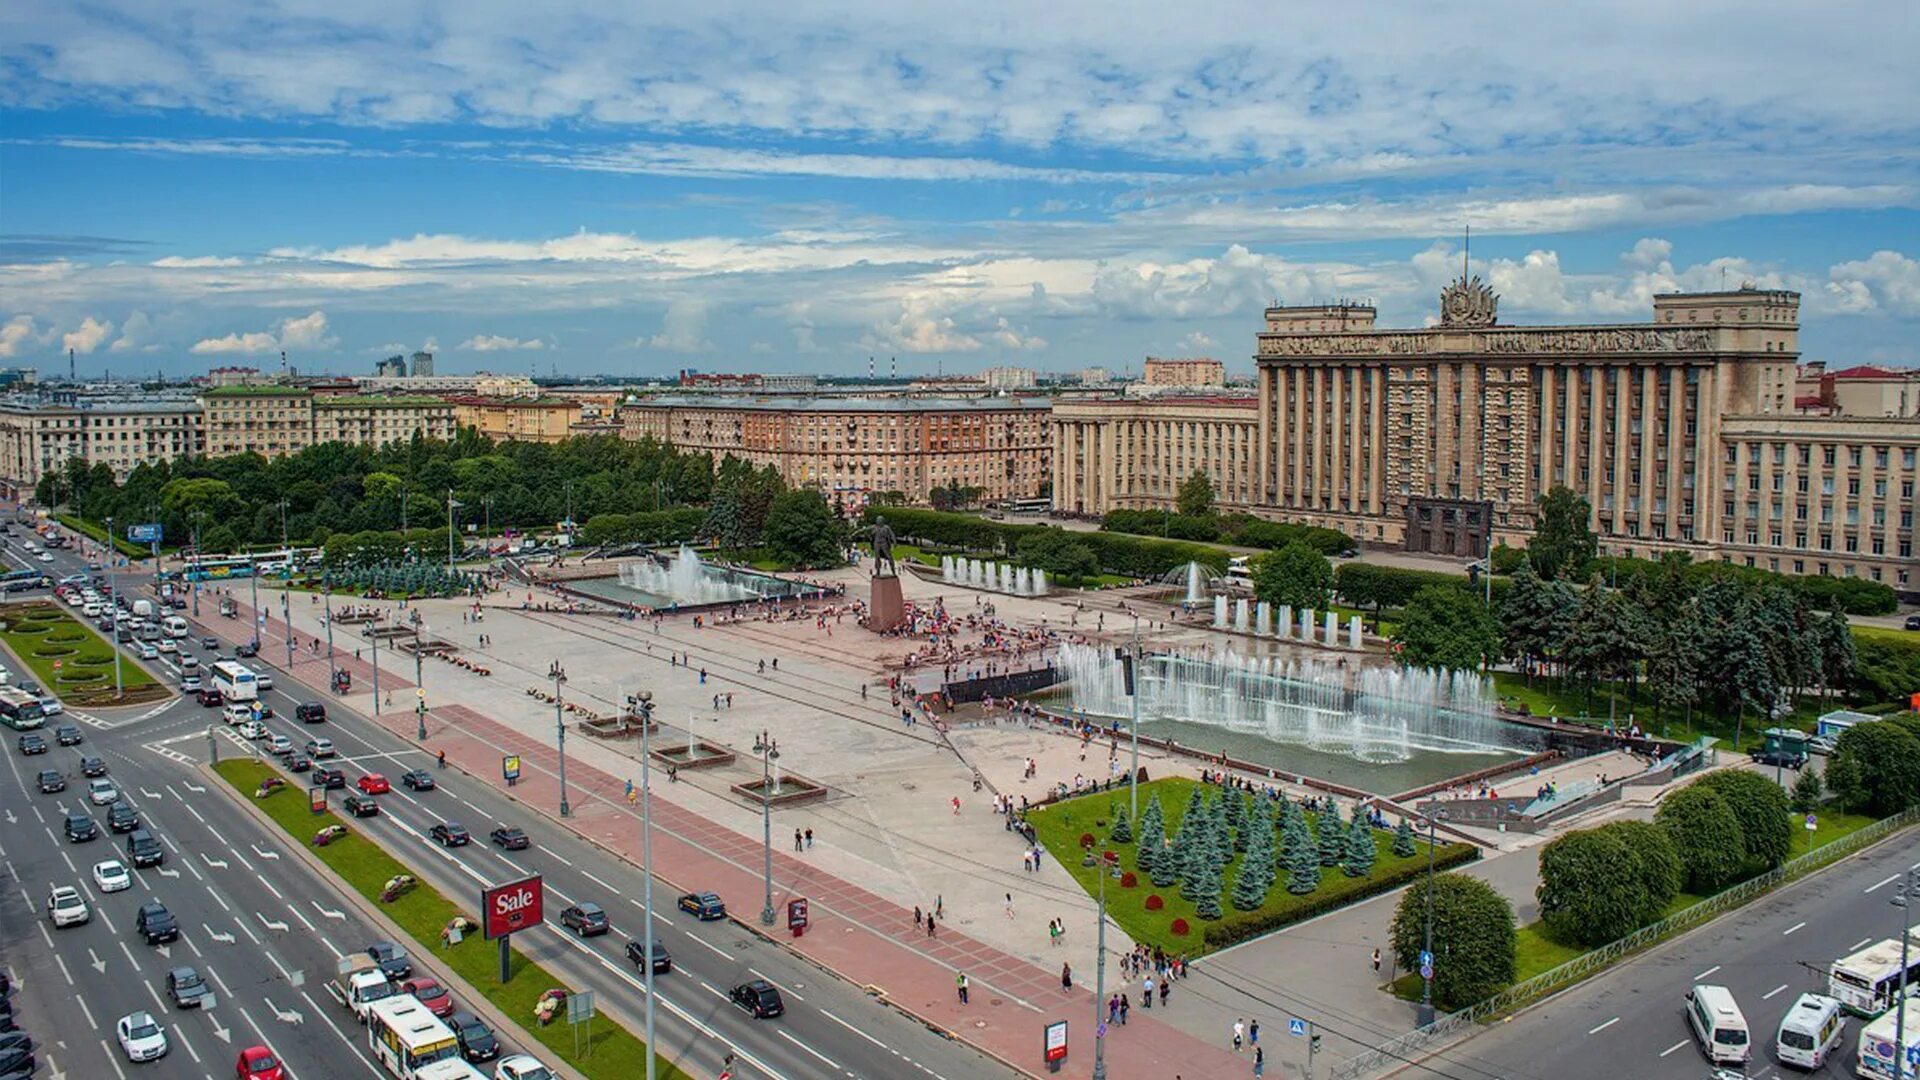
1489;671;1787;752
0;600;165;705
213;758;690;1080
1029;777;1471;955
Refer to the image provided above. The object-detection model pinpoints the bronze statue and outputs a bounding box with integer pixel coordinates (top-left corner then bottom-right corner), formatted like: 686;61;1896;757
870;516;898;577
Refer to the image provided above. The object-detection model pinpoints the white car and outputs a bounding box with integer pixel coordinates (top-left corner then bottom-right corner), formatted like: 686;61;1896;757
265;733;293;756
224;703;252;726
237;720;268;741
180;654;199;671
495;1055;555;1080
93;858;132;892
37;551;54;562
138;642;159;660
39;695;63;715
47;884;90;927
157;638;177;654
88;777;120;805
257;672;274;691
116;1010;169;1062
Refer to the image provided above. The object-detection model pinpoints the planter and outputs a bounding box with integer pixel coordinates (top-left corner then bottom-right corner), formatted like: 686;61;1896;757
730;774;829;808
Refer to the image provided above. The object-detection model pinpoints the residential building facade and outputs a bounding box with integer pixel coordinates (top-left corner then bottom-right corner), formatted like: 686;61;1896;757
1142;357;1226;387
205;386;459;459
980;366;1039;390
1051;396;1259;516
448;397;583;443
0;396;205;496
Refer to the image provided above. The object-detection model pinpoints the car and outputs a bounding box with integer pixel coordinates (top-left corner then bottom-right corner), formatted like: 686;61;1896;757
236;720;268;741
157;638;177;654
677;891;726;920
452;1012;499;1063
256;673;274;691
265;733;293;756
193;685;221;707
234;641;259;658
356;772;390;795
36;768;65;793
343;792;380;817
81;755;109;777
54;724;82;746
624;938;672;974
489;826;530;850
286;752;312;773
430;822;471;847
730;979;785;1018
64;811;98;842
135;900;179;943
17;733;46;755
494;1054;554;1080
401;768;436;791
36;551;52;563
1752;747;1808;770
93;859;132;892
180;674;202;692
126;828;165;867
367;941;412;980
166;966;212;1008
402;977;455;1018
561;902;610;936
0;1032;33;1056
223;702;252;726
314;766;345;789
180;654;199;671
1906;614;1920;631
107;801;140;832
166;596;186;610
47;885;90;927
296;701;327;724
306;737;336;758
115;1011;169;1062
201;635;219;650
88;777;119;805
235;1044;286;1080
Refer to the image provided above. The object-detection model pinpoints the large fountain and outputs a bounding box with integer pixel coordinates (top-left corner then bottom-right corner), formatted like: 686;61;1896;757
566;546;805;608
1056;642;1534;766
939;556;1049;596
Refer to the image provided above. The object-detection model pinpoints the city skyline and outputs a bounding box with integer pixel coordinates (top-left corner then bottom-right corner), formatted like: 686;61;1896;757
2;1;1918;376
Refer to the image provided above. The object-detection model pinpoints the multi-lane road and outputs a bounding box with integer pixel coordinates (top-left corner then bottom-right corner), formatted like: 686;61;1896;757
3;523;1009;1080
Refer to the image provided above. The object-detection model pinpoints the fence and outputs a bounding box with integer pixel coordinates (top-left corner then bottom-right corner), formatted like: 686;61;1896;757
1326;803;1920;1080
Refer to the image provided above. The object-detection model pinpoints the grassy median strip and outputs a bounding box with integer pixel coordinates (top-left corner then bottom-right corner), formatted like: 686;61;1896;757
0;600;164;705
212;758;691;1080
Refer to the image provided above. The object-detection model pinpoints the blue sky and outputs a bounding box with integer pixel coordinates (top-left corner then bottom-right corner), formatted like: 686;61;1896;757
2;1;1918;377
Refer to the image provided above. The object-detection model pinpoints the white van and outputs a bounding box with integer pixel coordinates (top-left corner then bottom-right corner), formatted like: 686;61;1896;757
1774;992;1844;1069
1685;983;1750;1066
163;615;189;639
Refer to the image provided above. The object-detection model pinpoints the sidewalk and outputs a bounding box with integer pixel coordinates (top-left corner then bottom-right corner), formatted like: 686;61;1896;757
232;590;1251;1080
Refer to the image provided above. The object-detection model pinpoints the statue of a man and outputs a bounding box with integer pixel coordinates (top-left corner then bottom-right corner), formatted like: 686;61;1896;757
870;517;897;577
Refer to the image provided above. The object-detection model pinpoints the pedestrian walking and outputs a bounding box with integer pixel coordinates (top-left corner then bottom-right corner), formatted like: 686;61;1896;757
956;972;970;1005
1233;1018;1245;1052
804;827;813;849
935;895;943;920
1005;893;1014;919
1108;995;1119;1024
1249;1019;1260;1046
914;905;923;927
1142;976;1154;1007
1371;947;1381;973
1060;963;1072;991
794;828;803;851
952;796;962;815
1159;979;1170;1006
1118;994;1129;1025
1253;1047;1264;1077
926;915;936;939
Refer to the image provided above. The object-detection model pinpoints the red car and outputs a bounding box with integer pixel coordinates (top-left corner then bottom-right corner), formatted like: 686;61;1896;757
403;976;455;1018
356;773;391;795
235;1045;285;1080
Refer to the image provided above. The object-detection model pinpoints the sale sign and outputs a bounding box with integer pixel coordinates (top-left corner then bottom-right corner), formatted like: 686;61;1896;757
481;875;543;939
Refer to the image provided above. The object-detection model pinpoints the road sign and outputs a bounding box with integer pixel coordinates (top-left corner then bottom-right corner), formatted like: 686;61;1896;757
1806;813;1818;831
126;523;162;544
1420;962;1434;980
481;875;543;939
1043;1020;1068;1065
1419;950;1433;968
1908;1043;1920;1069
1289;1018;1308;1037
567;989;595;1025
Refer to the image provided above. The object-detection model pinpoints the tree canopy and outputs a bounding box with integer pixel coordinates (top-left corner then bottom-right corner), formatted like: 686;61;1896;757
1175;470;1215;517
1392;585;1502;672
1250;541;1333;611
1529;486;1597;581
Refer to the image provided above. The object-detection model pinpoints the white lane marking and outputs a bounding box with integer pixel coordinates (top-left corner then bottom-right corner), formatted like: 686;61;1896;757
98;1039;129;1080
183;934;203;959
1694;965;1721;980
205;964;236;999
118;940;144;972
54;953;74;987
201;852;229;870
750;968;802;1000
252;844;280;861
820;1007;890;1051
299;989;386;1078
685;933;729;959
1658;1040;1690;1058
1784;921;1806;935
1866;873;1901;893
1851;937;1875;951
582;870;613;891
1588;1016;1620;1035
74;989;97;1029
778;1029;845;1071
204;883;230;911
312;900;345;920
537;845;574;867
204;923;236;945
286;901;317;932
1763;983;1791;1000
257;911;289;932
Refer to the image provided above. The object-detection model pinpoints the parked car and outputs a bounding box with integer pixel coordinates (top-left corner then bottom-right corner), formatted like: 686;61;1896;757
402;977;454;1018
1905;614;1920;631
494;1054;553;1080
625;939;672;974
730;979;785;1018
560;902;610;936
489;826;531;850
677;892;726;920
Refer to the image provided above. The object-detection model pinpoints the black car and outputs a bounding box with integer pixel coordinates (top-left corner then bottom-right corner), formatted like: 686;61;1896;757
107;801;140;832
0;1033;31;1056
234;641;259;658
36;769;64;793
81;755;108;777
17;734;46;755
367;942;411;980
451;1013;498;1063
314;767;345;789
165;966;211;1008
401;769;436;791
429;822;470;847
196;686;223;707
135;901;178;944
677;891;726;920
126;829;164;867
624;939;672;974
1753;747;1808;770
65;812;98;842
1906;614;1920;631
343;793;380;818
561;902;610;936
296;702;327;724
0;1047;33;1076
54;725;82;746
489;826;530;850
200;635;219;650
730;979;784;1018
286;752;312;773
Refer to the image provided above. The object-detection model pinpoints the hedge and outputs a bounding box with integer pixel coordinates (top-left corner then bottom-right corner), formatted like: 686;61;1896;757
1337;562;1478;612
869;507;1229;577
1201;840;1478;948
578;507;707;547
1100;509;1354;556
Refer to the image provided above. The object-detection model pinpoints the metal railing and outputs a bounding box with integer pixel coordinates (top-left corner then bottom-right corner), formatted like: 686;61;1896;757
1327;804;1920;1080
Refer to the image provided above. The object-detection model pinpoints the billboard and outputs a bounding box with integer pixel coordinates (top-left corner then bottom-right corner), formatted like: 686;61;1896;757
482;875;543;939
127;523;163;544
1044;1020;1068;1064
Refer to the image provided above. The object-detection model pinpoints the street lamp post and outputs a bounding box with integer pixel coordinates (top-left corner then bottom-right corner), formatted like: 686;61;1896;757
1894;869;1919;1078
324;589;337;692
447;489;459;574
632;692;659;1080
551;661;571;817
1093;849;1116;1080
1129;615;1141;822
1417;810;1441;1027
248;548;261;651
752;730;780;926
414;633;427;742
369;625;382;716
105;515;123;699
281;589;294;670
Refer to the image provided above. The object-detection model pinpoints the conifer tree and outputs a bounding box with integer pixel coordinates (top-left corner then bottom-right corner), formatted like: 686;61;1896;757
1283;814;1321;895
1392;816;1419;858
1109;805;1133;845
1317;802;1346;866
1343;815;1377;877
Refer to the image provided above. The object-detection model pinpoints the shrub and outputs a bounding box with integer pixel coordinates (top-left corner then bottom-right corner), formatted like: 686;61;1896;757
1078;832;1095;849
1654;784;1748;893
1203;842;1479;949
1389;874;1517;1011
1335;562;1472;613
1170;918;1190;936
1144;894;1164;911
1536;822;1679;948
1694;770;1793;869
1120;872;1137;888
1823;719;1920;815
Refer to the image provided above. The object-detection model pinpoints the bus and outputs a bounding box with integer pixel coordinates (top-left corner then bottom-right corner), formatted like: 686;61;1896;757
1827;933;1920;1014
183;556;254;582
0;687;48;730
210;660;259;703
367;995;460;1079
1004;497;1051;515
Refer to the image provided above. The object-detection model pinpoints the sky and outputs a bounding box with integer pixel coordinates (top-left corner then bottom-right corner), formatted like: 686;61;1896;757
2;1;1918;378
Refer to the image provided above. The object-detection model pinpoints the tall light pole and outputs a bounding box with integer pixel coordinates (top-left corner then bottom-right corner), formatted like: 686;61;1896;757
1893;869;1918;1078
248;546;261;651
1129;615;1141;822
1092;849;1117;1080
369;625;382;716
446;489;460;574
414;631;427;742
1417;810;1443;1027
324;588;337;693
752;730;780;925
281;589;294;670
277;499;289;562
632;692;659;1080
105;515;123;699
551;661;571;817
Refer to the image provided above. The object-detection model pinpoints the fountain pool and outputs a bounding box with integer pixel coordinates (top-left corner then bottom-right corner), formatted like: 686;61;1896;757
567;547;807;609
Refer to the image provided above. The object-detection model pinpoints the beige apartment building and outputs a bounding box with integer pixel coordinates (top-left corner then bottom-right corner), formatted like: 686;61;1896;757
1142;357;1227;387
620;396;1052;507
1051;396;1259;515
448;397;583;443
205;386;457;458
314;396;457;447
0;397;205;495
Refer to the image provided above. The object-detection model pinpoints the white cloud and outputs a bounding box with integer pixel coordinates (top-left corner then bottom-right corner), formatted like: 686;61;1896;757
152;255;247;268
459;334;546;352
110;310;159;352
61;315;112;354
191;309;335;355
0;315;41;358
986;317;1047;352
1623;238;1673;270
508;142;1165;185
1829;251;1920;316
1177;331;1217;351
190;329;279;355
647;300;714;353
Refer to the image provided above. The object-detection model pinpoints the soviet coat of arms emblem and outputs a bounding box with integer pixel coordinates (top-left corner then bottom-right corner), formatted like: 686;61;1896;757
1440;275;1499;327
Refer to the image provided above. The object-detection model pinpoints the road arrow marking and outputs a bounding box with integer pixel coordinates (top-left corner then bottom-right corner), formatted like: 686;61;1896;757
209;1017;230;1043
201;854;228;870
3;810;14;825
204;924;235;945
88;948;105;974
155;944;171;959
252;844;279;861
182;781;205;794
139;787;162;800
312;900;344;921
265;998;304;1025
158;868;180;878
256;912;288;932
